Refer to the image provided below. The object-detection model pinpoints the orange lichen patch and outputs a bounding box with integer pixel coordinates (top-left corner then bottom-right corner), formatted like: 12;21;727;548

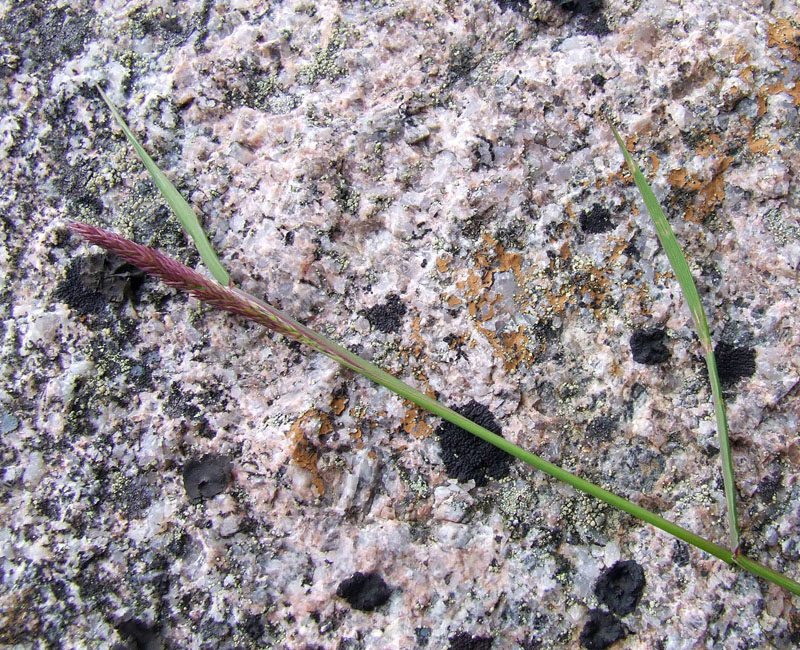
749;136;772;154
436;255;451;273
695;133;723;157
647;153;660;173
757;92;768;117
787;441;800;466
653;269;676;287
762;80;800;107
288;409;331;495
331;394;348;416
737;65;754;86
475;323;536;372
545;290;572;314
497;247;522;274
692;157;731;222
444;332;469;355
767;18;800;61
608;162;634;187
668;167;693;189
401;407;433;438
606;237;632;266
788;83;800;106
405;316;429;359
734;45;751;64
465;268;493;294
446;295;461;307
667;157;733;223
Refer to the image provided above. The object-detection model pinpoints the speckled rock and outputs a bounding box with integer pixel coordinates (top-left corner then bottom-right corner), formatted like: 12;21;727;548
2;0;800;648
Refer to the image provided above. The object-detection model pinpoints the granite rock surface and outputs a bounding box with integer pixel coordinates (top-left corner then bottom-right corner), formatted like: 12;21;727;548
1;0;800;648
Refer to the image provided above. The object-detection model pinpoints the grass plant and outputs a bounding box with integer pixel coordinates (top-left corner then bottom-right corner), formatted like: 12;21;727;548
68;91;800;597
609;123;740;551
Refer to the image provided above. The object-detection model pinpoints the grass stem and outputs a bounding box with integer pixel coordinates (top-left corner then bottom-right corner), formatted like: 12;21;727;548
69;221;800;596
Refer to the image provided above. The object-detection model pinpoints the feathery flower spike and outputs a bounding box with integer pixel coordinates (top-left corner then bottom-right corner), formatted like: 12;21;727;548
68;222;297;339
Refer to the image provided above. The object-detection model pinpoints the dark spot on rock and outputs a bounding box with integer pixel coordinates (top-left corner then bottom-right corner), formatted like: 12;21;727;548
494;0;530;12
335;571;391;611
580;204;613;234
580;609;625;650
714;342;756;388
630;328;670;365
582;12;610;37
130;6;189;46
116;618;161;650
241;614;264;639
121;475;156;519
0;4;92;69
672;541;690;566
594;560;645;616
557;0;603;15
586;416;615;441
591;73;607;88
436;400;511;487
56;256;109;315
57;254;146;316
448;631;494;650
415;627;432;646
364;293;407;333
623;240;640;261
446;45;477;87
284;230;295;246
166;531;189;557
758;474;781;502
182;454;232;500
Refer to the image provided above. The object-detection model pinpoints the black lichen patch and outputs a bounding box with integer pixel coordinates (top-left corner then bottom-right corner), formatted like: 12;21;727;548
240;614;265;640
586;416;615;441
436;400;511;487
56;254;145;316
445;44;478;87
115;618;161;650
335;572;391;611
630;328;670;365
580;204;613;234
758;473;781;502
493;0;530;12
364;293;407;334
557;0;603;15
672;540;690;567
448;631;494;650
0;3;92;70
182;454;232;500
591;73;607;88
594;560;645;616
129;6;190;47
714;342;756;388
415;627;432;647
580;610;625;650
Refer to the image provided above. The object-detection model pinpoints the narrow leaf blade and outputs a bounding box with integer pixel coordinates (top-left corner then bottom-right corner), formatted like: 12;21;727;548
97;86;231;287
609;122;740;549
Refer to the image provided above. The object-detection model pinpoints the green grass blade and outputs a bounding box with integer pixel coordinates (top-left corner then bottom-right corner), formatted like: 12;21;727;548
96;86;231;287
609;122;740;550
